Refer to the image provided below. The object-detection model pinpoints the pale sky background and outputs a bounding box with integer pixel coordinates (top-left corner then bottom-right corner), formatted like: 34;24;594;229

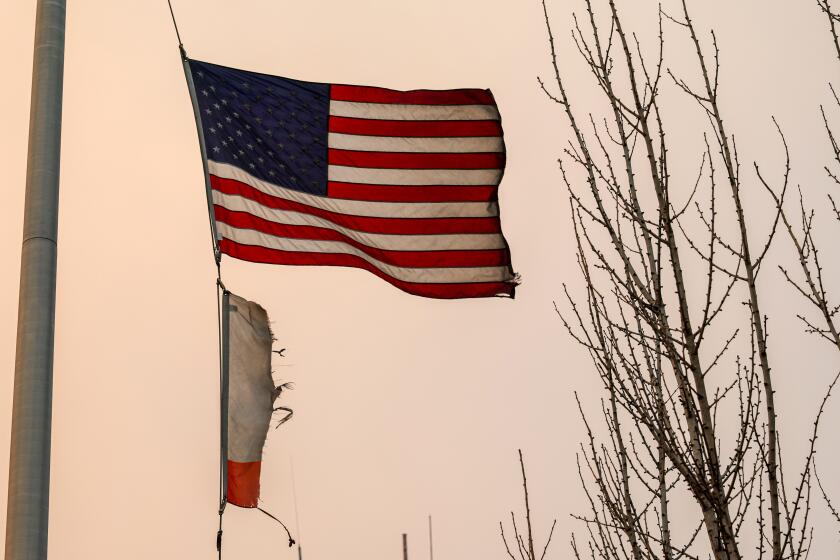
1;1;839;559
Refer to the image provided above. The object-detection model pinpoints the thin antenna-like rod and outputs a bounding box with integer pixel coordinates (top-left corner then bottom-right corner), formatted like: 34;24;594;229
428;516;433;560
290;457;303;539
166;0;184;47
402;533;408;560
5;1;66;558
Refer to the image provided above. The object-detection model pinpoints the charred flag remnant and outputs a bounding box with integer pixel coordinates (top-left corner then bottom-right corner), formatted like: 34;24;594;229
222;291;287;508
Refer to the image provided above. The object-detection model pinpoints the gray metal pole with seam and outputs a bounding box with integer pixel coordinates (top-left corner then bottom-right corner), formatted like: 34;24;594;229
5;1;66;559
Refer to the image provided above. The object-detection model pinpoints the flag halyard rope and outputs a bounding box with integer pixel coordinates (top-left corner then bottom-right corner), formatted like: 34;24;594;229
216;276;228;559
170;5;229;555
172;6;297;554
166;0;184;49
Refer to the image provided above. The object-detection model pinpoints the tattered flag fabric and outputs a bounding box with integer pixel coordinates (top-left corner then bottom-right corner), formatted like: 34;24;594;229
187;59;518;299
223;292;279;508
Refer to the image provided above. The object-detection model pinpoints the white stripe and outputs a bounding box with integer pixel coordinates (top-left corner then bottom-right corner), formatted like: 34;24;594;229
329;100;500;121
208;161;498;219
327;133;504;153
328;166;503;186
214;191;508;251
218;223;513;284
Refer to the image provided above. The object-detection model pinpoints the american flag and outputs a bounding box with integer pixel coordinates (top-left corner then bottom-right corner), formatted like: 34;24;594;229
187;59;517;299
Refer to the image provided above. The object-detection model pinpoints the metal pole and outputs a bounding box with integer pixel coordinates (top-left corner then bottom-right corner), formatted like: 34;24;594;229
428;516;433;560
5;1;66;559
402;533;408;560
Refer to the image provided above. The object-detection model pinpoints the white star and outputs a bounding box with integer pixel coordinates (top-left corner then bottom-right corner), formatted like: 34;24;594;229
201;89;209;96
212;146;221;153
213;103;220;110
236;130;243;137
246;143;254;150
209;127;216;134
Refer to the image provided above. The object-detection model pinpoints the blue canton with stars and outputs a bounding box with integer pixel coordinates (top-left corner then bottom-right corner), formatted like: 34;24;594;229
189;59;330;196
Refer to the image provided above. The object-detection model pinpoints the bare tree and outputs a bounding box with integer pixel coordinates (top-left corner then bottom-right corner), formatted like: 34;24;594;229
500;450;557;560
818;0;840;66
751;0;840;534
763;0;840;357
535;0;835;557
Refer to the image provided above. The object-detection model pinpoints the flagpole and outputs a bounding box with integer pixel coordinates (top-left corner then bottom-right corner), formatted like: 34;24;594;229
5;1;66;559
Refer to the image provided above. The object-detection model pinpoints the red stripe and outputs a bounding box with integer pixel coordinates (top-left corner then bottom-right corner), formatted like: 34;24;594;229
215;206;510;268
328;116;501;138
327;182;497;202
327;149;504;170
219;239;516;299
331;84;495;106
227;460;260;508
211;176;501;235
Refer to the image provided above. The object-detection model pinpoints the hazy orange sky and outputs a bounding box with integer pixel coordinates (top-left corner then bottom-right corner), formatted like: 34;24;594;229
1;1;839;558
